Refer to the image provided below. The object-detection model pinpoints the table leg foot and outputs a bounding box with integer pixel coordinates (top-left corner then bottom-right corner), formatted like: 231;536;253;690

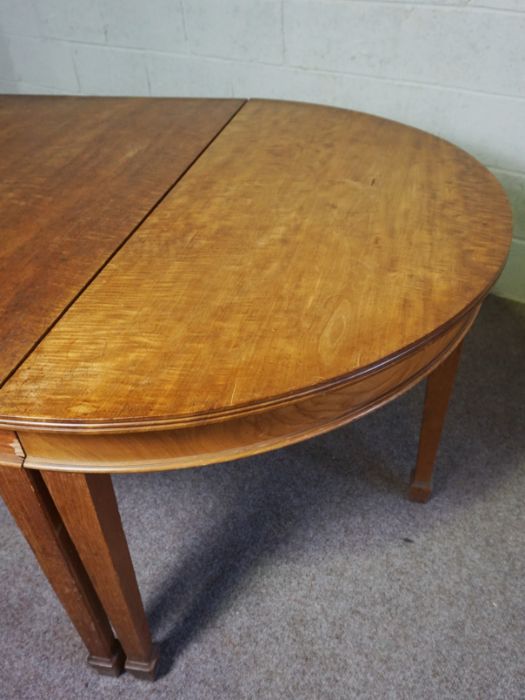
42;471;158;676
408;470;432;503
408;342;463;503
87;640;126;677
125;643;160;681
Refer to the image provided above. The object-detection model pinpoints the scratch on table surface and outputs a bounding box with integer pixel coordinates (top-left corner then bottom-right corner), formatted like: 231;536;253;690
229;379;239;405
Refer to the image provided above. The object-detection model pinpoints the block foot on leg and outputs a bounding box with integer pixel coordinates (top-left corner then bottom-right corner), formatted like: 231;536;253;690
87;640;126;677
125;643;160;680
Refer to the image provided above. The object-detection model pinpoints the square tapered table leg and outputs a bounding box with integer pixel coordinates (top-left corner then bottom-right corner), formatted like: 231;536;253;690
409;342;463;503
0;461;125;676
41;470;159;680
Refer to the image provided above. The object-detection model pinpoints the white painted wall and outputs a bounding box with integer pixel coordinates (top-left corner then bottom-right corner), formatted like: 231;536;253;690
1;0;524;301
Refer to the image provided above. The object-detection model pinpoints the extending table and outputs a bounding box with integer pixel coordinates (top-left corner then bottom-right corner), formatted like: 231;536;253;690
0;96;512;680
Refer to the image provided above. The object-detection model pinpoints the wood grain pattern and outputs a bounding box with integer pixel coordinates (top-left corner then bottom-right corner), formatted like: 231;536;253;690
41;470;159;679
0;100;511;433
18;305;476;474
0;98;511;686
0;95;243;386
0;463;125;675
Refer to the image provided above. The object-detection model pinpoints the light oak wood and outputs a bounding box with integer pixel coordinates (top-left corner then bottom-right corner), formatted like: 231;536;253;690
0;441;124;675
41;470;159;680
18;305;476;473
0;95;243;386
409;342;464;502
0;98;513;682
0;100;511;433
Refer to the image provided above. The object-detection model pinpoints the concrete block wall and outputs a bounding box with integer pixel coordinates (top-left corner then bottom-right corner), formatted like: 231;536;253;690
1;0;524;301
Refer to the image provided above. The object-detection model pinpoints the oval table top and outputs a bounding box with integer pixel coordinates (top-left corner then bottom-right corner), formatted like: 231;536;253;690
0;98;512;433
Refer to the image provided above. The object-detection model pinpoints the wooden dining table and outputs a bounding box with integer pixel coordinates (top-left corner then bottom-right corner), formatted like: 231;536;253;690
0;95;512;680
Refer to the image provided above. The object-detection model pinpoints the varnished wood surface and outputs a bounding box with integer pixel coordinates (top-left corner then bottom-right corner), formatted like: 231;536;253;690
0;100;511;433
0;98;511;683
18;305;476;473
0;96;243;386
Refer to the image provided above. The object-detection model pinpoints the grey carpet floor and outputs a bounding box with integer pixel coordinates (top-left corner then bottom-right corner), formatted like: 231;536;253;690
1;295;524;700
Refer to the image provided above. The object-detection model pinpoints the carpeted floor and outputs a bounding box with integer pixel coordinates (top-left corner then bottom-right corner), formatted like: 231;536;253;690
1;295;524;700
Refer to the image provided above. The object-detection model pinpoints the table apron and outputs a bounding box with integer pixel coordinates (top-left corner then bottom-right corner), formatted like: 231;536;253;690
16;306;478;475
